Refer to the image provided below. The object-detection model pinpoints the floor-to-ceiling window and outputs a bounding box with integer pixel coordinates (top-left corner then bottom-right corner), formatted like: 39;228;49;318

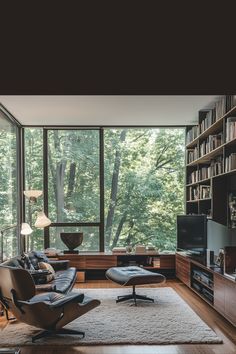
24;128;101;252
104;128;185;251
24;127;185;252
24;128;44;250
0;107;20;260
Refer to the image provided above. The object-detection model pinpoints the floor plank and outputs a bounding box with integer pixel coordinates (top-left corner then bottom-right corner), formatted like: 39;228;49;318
1;279;236;354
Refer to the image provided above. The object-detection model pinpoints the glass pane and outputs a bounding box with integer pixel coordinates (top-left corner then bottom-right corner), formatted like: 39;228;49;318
48;130;100;223
3;225;18;259
104;128;185;252
49;226;99;252
24;128;44;251
0;110;18;260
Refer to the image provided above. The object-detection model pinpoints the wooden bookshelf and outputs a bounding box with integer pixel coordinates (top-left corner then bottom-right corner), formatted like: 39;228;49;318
185;95;236;225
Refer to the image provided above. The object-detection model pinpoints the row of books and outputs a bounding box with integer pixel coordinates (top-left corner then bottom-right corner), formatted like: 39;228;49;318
225;95;236;112
187;185;211;201
187;157;224;183
186;95;236;145
215;96;227;120
188;166;210;184
187;147;198;163
225;153;236;172
186;125;199;145
226;117;236;142
199;133;223;157
215;95;236;119
199;109;216;134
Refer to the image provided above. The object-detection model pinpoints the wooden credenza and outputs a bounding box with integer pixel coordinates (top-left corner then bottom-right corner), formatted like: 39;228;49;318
175;253;191;287
50;252;175;280
176;252;236;327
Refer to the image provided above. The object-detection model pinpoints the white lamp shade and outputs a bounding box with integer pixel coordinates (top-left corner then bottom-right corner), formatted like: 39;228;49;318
24;190;43;199
21;223;33;235
34;211;51;228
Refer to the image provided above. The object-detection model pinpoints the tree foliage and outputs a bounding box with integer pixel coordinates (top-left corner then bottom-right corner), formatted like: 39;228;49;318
23;127;185;252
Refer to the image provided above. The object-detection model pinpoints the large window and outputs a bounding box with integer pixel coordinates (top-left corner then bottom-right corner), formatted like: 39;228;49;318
48;130;100;223
104;128;185;251
0;109;19;260
23;127;185;252
24;128;44;251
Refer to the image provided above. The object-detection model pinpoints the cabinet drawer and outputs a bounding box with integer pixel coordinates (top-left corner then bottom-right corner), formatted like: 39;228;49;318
85;255;117;269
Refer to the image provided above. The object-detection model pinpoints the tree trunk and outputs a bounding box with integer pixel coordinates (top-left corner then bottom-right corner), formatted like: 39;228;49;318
111;211;127;249
67;162;76;198
105;130;127;248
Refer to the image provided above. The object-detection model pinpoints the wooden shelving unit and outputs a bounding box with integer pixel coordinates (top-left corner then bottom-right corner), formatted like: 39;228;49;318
176;252;236;327
185;95;236;226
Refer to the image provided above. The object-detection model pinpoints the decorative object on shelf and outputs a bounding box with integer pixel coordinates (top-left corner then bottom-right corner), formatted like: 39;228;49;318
228;192;236;228
126;245;132;253
60;232;83;254
112;247;126;254
215;248;224;269
23;190;43;203
135;245;146;253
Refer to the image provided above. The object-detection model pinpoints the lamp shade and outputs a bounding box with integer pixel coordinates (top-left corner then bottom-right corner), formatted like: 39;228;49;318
24;190;43;203
21;223;33;235
34;211;51;228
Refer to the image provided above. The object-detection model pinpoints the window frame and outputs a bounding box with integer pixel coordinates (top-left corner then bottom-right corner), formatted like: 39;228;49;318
22;125;186;252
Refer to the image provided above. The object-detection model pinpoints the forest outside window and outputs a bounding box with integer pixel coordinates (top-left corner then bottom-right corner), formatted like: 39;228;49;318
104;128;185;252
23;127;185;252
0;109;19;259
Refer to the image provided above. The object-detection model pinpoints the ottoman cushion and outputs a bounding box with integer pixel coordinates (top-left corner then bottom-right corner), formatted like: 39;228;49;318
106;266;165;286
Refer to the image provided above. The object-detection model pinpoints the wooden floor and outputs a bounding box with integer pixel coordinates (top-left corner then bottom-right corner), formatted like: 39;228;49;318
1;279;236;354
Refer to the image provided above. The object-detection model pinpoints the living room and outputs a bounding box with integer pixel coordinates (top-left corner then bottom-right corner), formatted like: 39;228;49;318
0;95;236;354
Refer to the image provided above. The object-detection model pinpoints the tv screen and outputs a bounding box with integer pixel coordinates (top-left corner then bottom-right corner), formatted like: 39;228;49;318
177;215;207;255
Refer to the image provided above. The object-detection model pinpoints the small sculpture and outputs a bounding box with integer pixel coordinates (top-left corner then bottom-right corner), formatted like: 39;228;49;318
60;232;83;254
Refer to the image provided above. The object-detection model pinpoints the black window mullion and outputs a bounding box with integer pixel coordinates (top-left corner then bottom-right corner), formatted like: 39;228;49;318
43;129;50;248
99;128;104;252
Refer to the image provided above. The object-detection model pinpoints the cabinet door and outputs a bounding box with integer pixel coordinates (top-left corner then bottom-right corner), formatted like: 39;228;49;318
214;274;226;315
225;280;236;326
176;254;190;286
160;255;175;269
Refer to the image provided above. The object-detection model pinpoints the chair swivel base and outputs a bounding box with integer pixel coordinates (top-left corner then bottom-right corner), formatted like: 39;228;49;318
116;285;154;306
32;328;85;342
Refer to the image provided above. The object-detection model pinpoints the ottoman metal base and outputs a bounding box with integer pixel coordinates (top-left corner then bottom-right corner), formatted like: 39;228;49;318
116;285;154;306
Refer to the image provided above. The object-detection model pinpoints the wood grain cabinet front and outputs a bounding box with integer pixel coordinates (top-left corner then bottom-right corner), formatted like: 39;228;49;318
175;254;191;286
214;273;236;326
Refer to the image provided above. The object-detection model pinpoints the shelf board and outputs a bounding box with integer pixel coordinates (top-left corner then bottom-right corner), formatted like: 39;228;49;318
186;178;211;187
186;105;236;148
190;286;214;306
199;198;211;202
187;144;224;166
192;276;214;291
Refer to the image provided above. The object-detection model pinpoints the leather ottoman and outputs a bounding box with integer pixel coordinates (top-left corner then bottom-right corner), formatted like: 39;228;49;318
105;266;166;306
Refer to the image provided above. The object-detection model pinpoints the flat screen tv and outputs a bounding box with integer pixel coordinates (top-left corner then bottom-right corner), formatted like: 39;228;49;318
177;215;207;257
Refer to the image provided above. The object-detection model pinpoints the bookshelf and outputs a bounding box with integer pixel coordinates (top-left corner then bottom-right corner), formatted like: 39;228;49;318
185;95;236;226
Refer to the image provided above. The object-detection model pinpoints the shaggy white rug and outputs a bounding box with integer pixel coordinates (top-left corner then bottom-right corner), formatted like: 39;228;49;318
0;287;222;346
